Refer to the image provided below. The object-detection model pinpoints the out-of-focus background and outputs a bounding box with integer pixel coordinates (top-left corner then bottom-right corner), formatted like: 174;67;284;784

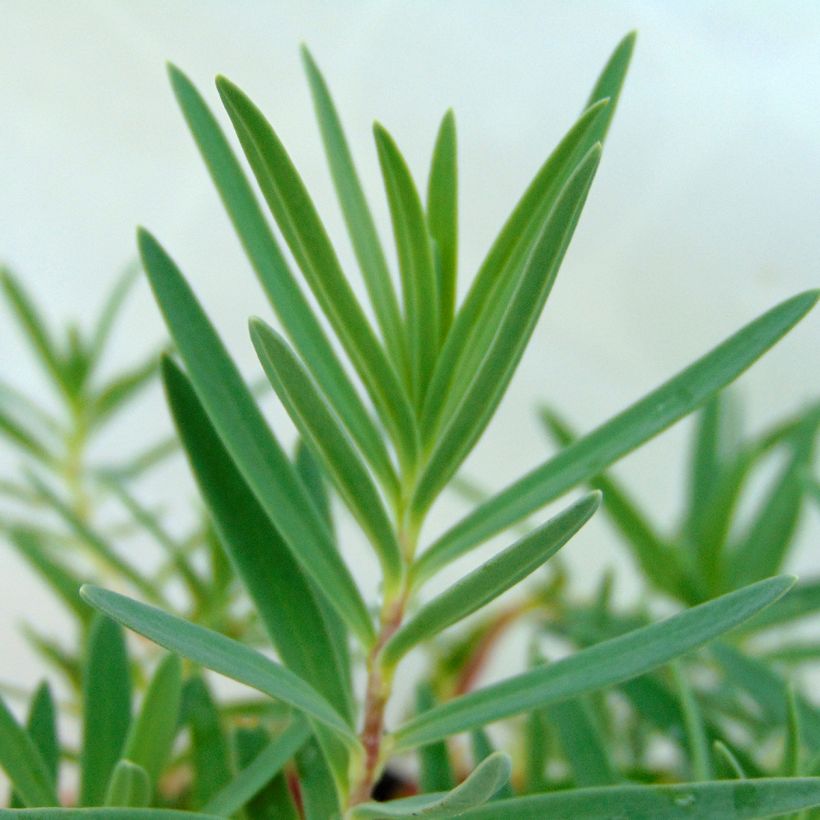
1;1;818;689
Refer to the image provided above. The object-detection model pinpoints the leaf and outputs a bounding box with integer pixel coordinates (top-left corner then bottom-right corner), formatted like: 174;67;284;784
26;472;163;605
0;692;58;807
410;144;602;518
0;407;54;464
10;682;59;808
6;528;90;624
301;46;407;376
374;123;439;405
740;576;820;633
79;615;132;806
296;737;343;820
202;717;310;816
455;778;820;818
713;740;747;780
387;493;598;665
294;440;355;717
522;707;550;793
80;585;359;747
88;261;141;369
215;75;418;469
231;727;300;819
390;576;793;751
418;100;608;451
548;696;617;786
168;65;395;492
470;729;513;800
122;654;183;786
102;477;208;605
539;407;690;600
0;268;67;394
90;351;161;429
426;110;458;341
419;30;634;447
415;684;454;794
104;760;151;808
295;438;333;533
784;684;802;777
162;357;354;724
712;643;820;751
415;290;819;583
583;31;636;142
183;676;231;808
138;229;374;645
0;810;221;818
672;662;712;781
25;682;59;791
348;752;511;818
727;411;818;587
251;318;399;502
251;319;402;582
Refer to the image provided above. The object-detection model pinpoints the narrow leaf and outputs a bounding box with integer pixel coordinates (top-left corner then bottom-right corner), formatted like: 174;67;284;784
0;407;54;464
420;30;635;441
251;320;402;582
713;643;820;751
26;682;59;790
26;472;163;605
548;696;617;786
232;727;300;819
0;811;221;818
203;718;310;816
416;684;454;794
583;31;636;142
88;262;141;369
183;677;231;808
713;740;747;779
163;357;354;723
168;65;395;492
427;110;458;340
0;268;66;393
471;729;513;799
7;529;90;624
296;737;343;820
388;493;599;665
419;101;608;448
416;290;818;583
79;615;132;806
104;760;151;808
349;752;511;818
122;654;183;786
301;46;407;375
216;75;418;468
103;477;208;605
391;576;793;750
411;145;602;517
80;585;358;746
539;406;689;600
374;123;439;404
90;351;161;429
672;661;712;781
728;412;818;587
0;693;58;807
456;778;820;819
784;683;802;777
139;229;373;645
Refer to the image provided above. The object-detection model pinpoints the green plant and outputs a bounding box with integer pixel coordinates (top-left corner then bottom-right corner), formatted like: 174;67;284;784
0;267;253;696
2;31;820;820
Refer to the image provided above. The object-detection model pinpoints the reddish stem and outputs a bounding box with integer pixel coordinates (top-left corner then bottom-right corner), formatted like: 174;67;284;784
348;595;406;806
